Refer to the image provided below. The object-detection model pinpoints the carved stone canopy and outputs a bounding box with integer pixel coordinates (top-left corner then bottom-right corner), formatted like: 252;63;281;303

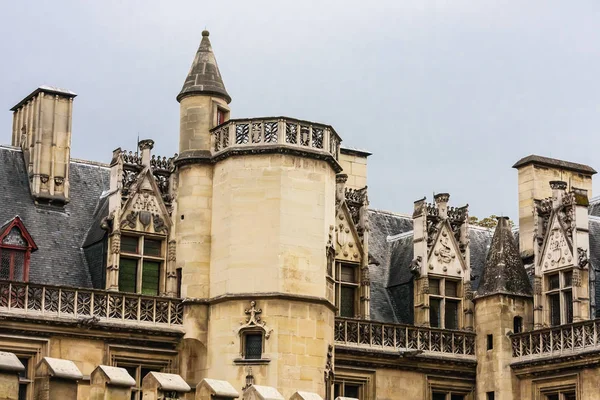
239;301;272;339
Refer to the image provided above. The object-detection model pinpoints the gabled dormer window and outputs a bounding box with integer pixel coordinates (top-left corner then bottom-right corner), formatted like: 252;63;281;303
0;217;37;282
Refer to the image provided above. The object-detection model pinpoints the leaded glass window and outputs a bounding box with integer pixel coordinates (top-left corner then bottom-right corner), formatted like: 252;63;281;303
244;333;263;360
334;262;359;318
546;269;574;326
428;277;462;329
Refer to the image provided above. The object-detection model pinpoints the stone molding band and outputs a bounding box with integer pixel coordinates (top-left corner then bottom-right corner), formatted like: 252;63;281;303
182;292;337;312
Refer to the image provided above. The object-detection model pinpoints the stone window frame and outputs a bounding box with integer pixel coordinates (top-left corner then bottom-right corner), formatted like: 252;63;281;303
0;334;49;400
427;375;474;400
532;373;579;400
428;276;463;329
108;344;178;400
334;261;361;318
544;269;574;326
332;368;375;400
238;327;267;363
119;233;167;296
212;100;230;128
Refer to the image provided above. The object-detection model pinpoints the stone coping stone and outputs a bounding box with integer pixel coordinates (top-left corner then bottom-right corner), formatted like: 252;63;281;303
40;357;83;380
244;385;284;400
0;351;25;373
199;378;239;398
94;365;136;387
290;391;323;400
147;372;191;392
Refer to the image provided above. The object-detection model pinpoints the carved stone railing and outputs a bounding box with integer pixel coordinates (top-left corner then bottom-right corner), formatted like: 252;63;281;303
511;319;600;361
334;318;476;359
211;117;341;162
0;281;183;327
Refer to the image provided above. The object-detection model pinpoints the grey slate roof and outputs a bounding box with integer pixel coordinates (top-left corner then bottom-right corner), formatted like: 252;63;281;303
0;146;109;287
177;30;231;104
367;209;495;323
476;217;532;299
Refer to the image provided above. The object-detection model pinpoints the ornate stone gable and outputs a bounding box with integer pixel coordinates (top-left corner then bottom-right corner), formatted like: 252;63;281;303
119;168;172;234
538;215;573;272
427;221;467;278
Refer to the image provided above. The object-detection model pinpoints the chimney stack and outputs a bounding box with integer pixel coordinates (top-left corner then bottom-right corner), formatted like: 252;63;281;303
11;86;77;204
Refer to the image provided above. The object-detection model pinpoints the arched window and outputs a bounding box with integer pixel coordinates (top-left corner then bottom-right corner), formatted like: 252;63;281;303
0;217;37;282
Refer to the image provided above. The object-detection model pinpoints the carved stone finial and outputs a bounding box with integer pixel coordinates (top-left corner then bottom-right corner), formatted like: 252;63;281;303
138;139;155;151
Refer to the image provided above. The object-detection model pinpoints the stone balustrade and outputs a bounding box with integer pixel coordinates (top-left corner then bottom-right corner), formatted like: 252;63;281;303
510;319;600;361
211;117;341;162
0;280;183;327
334;317;476;358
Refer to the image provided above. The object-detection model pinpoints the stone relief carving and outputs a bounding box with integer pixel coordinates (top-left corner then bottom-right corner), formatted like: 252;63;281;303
434;231;456;264
240;301;272;339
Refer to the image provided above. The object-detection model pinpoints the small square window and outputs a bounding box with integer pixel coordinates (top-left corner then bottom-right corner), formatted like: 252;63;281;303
341;265;356;283
549;274;560;290
143;239;162;257
445;281;458;297
429;278;441;295
121;236;139;254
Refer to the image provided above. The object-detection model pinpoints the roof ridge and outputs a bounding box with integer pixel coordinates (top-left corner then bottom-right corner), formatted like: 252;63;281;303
368;208;412;219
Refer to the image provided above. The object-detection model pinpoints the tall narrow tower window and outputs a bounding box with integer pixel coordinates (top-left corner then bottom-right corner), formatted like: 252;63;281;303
335;262;359;318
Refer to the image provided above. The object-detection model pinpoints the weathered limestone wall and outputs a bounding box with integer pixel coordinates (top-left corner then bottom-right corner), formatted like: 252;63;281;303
177;163;214;299
210;154;336;298
475;295;532;400
338;151;367;190
517;164;592;255
206;299;334;399
374;369;424;400
179;95;228;153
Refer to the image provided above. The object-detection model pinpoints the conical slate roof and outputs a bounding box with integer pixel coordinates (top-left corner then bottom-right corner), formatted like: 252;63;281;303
476;217;532;298
177;30;231;104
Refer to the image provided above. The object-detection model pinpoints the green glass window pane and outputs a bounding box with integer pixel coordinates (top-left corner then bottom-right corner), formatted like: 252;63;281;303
340;286;355;317
119;258;138;293
144;239;162;257
430;298;441;328
121;236;139;254
445;300;459;330
141;261;160;296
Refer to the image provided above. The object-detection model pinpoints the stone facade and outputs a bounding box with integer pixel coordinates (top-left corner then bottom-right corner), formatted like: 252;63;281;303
3;30;600;400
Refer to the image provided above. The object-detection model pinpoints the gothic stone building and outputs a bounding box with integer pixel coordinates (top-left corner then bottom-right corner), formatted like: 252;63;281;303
1;31;600;400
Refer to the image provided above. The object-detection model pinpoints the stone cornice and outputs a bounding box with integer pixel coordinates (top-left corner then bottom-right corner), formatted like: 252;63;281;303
174;145;343;172
334;345;477;377
183;292;337;312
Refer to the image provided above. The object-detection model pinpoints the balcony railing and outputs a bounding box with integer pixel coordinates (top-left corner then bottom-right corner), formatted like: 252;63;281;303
0;281;183;328
511;319;600;361
211;117;341;162
334;318;476;358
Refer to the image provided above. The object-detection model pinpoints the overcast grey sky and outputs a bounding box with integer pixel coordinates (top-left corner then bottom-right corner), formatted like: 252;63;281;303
1;1;599;221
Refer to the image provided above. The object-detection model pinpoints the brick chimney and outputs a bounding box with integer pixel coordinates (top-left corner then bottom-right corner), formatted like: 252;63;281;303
11;86;77;204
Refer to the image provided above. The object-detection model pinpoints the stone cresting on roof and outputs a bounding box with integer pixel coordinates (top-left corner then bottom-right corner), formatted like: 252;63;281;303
476;217;533;299
177;30;231;103
512;154;597;174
